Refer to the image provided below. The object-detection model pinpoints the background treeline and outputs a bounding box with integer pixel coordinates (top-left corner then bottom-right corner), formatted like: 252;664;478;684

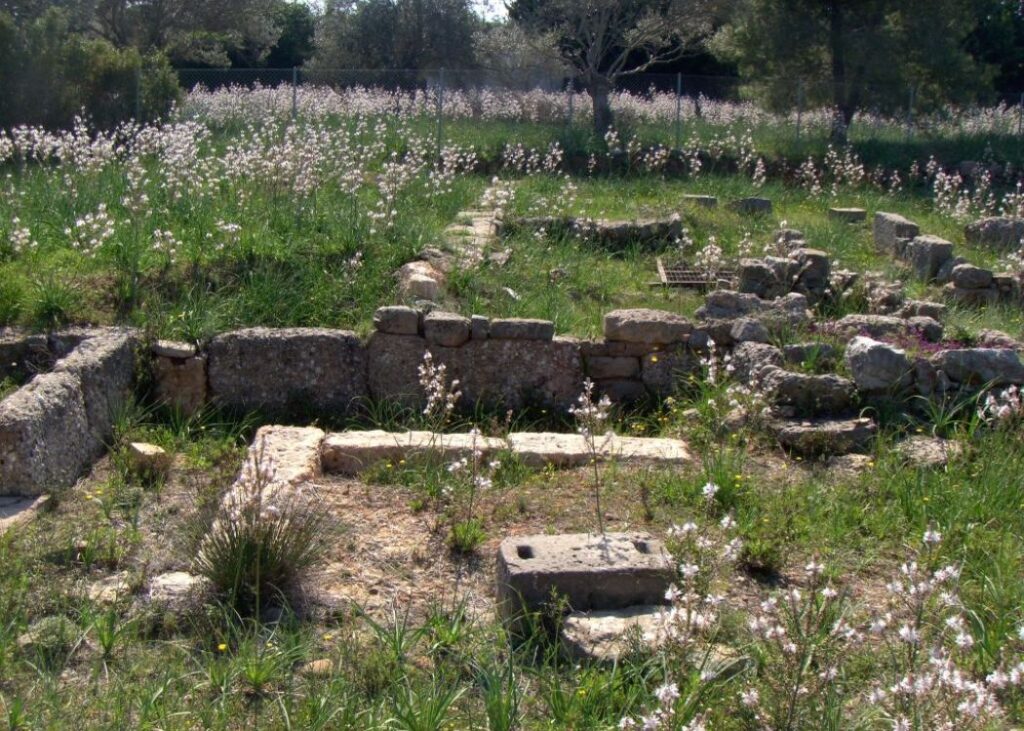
1;0;1024;129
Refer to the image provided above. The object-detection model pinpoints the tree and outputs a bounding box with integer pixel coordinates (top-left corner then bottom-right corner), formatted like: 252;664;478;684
312;0;480;71
715;0;989;141
264;1;316;68
508;0;721;133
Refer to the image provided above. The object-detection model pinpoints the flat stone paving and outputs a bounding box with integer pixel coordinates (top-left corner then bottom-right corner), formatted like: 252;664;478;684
0;495;48;534
321;430;691;474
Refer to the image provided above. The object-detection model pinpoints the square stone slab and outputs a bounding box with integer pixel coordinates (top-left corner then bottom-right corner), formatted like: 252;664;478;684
496;532;674;621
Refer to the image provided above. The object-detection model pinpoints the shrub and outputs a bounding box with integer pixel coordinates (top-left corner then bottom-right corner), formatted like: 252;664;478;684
195;440;330;615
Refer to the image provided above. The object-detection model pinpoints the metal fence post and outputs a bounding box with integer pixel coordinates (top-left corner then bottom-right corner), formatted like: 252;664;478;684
906;85;916;141
1018;92;1023;136
135;65;143;122
795;81;803;145
567;82;574;136
291;67;298;122
437;68;445;153
675;72;682;150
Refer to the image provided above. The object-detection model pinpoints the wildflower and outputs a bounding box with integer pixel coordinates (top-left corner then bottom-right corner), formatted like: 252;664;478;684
701;482;719;500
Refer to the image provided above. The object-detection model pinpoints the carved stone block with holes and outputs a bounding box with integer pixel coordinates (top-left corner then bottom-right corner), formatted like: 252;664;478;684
496;533;674;624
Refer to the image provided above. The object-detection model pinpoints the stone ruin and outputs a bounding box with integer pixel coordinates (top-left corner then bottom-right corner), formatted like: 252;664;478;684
874;212;1023;306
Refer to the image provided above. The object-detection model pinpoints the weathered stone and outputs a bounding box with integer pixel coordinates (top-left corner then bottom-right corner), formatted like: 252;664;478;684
844;336;913;393
562;605;669;662
732;342;784;381
366;333;584;412
247;425;325;487
682;194;717;208
730;318;770;343
299;659;335;678
936;256;968;285
873;212;920;253
790;248;831;292
640;348;699;396
604;309;692;345
505;433;690;469
865;280;906;315
895;436;963;469
964;216;1024;249
147;571;209;612
951;264;994;290
489;318;555;341
905;317;944;343
496;533;675;620
899;300;947;320
406;273;440;301
829;207;867;223
730;197;772;214
833;314;906;339
585;356;640;380
208;328;367;418
696;291;810;324
373;306;420;336
595;379;648;404
128;442;171;479
423;312;471;348
782;343;838;370
397;260;446;300
737;259;776;298
904;235;954;281
471;315;490;340
932;348;1024;386
977;329;1022;351
151;340;196;359
759;366;855;417
88;571;132;604
322;430;505;474
0;371;91;496
769;417;877;456
0;495;48;534
944;284;999;307
53;330;137;448
153;354;207;416
579;341;657;359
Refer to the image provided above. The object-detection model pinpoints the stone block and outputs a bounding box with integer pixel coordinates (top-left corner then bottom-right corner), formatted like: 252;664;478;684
943;284;999;307
603;309;692;345
208;328;367;418
873;212;920;253
733;342;785;381
321;430;504;474
489;318;555;341
423;312;471;347
373;306;420;336
730;317;770;343
829;207;867;223
585;356;640;380
729;197;772;214
964;216;1024;249
640;348;699;396
53;330;137;447
0;371;92;496
594;379;647;404
496;533;675;619
128;442;172;479
844;336;913;393
759;366;855;417
904;235;954;281
153;354;207;416
151;340;196;359
471;315;490;340
951;264;994;290
932;348;1024;386
366;333;583;412
562;605;669;662
682;194;717;208
769;417;877;456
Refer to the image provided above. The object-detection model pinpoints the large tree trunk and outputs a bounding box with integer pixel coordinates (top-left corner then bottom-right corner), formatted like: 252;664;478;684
589;78;614;137
828;0;849;144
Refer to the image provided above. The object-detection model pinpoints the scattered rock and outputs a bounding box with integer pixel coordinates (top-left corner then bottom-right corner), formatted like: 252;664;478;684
951;264;994;290
759;366;855;417
87;571;132;604
770;417;877;456
373;306;420;336
731;342;784;381
964;216;1024;249
932;348;1024;387
873;212;920;254
148;571;208;611
904;235;954;282
729;197;772;214
562;605;668;662
128;442;172;479
423;312;471;348
895;436;963;469
730;318;770;344
682;194;717;208
829;207;867;223
604;309;692;345
844;336;912;393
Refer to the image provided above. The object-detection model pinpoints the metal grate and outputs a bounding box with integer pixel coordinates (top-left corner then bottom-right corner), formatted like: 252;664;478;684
656;258;736;289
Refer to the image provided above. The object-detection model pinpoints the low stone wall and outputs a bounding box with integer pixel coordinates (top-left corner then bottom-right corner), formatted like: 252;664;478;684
0;329;137;496
873;212;1022;305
